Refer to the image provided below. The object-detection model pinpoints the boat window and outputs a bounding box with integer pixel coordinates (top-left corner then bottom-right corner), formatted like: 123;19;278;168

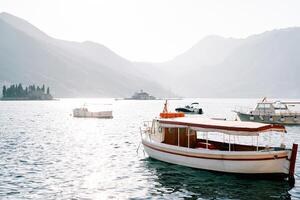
168;128;177;134
179;128;187;134
273;103;288;110
257;103;271;109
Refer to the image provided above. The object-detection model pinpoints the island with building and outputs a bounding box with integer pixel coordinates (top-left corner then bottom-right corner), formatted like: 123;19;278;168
1;84;53;100
124;90;156;100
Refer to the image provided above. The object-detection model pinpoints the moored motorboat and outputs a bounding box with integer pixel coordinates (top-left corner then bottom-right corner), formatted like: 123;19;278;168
234;98;300;125
141;102;298;182
73;108;113;118
175;102;203;114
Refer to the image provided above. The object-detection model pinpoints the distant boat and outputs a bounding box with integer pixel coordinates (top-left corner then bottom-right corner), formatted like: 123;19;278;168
73;108;113;118
124;90;156;100
175;102;203;114
233;98;300;125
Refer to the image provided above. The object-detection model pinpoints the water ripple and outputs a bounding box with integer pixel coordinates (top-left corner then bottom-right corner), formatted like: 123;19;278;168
0;98;299;199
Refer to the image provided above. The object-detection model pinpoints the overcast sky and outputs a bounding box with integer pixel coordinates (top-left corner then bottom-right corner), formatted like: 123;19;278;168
0;0;300;62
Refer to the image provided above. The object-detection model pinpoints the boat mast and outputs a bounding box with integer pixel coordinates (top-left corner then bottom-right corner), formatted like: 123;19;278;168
163;100;168;113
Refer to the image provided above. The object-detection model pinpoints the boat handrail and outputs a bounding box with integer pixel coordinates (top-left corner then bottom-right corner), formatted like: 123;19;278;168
258;110;300;116
235;105;300;116
140;121;153;136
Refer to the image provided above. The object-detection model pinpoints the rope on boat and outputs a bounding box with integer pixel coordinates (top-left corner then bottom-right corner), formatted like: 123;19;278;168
136;142;141;154
136;142;146;157
293;173;300;179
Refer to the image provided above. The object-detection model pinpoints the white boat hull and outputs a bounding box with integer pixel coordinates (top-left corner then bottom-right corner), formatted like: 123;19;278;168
73;110;113;118
142;139;291;176
237;112;300;125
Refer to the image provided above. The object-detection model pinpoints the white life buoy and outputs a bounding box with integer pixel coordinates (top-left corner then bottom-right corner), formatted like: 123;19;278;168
269;116;273;121
294;116;298;122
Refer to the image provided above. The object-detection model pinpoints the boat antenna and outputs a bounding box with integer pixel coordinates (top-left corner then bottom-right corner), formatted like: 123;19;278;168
262;97;267;102
163;100;168;113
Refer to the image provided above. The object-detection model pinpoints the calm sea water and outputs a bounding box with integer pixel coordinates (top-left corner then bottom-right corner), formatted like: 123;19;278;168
0;98;300;200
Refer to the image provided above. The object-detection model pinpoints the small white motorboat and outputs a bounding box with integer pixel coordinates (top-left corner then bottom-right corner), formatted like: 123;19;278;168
73;108;113;118
141;102;298;182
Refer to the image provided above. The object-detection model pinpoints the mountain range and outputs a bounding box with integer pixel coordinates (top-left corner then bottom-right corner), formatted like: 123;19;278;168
0;12;299;98
0;12;172;97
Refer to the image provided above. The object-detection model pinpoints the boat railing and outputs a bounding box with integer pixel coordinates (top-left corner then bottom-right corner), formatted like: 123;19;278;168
258;109;300;116
140;120;158;142
276;110;300;116
140;121;153;136
235;105;300;116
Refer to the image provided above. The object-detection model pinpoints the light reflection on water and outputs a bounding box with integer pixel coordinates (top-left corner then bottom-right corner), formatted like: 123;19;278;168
0;98;299;199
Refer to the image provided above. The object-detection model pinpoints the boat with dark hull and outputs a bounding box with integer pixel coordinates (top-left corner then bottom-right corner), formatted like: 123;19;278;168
175;102;203;114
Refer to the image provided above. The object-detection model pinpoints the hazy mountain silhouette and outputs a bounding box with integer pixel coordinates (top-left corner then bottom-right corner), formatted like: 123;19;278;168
1;12;299;98
0;12;173;97
138;28;300;98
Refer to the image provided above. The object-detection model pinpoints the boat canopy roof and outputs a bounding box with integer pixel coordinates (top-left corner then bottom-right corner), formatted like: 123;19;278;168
157;117;286;136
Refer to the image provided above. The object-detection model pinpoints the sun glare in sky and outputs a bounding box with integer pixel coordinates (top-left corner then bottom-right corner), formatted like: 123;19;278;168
1;0;300;62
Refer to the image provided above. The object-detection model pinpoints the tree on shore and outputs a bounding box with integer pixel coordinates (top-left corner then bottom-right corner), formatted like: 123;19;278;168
2;86;6;97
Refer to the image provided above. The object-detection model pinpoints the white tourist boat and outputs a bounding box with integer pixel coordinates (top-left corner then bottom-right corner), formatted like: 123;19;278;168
141;102;298;182
73;108;113;118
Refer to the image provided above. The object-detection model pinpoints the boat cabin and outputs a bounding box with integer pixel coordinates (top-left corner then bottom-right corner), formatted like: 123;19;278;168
162;127;197;148
252;101;295;115
147;118;287;152
252;102;276;115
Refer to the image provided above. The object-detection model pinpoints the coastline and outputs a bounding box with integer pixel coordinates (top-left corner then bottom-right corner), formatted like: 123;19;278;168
0;97;57;101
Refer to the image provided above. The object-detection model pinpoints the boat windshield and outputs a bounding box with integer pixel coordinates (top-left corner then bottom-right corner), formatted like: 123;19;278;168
190;103;200;108
256;103;272;109
273;102;288;110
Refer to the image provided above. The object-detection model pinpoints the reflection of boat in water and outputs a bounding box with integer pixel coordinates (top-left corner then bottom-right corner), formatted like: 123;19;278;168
141;101;298;182
144;158;292;199
124;90;156;100
175;102;203;114
73;108;113;118
234;98;300;125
